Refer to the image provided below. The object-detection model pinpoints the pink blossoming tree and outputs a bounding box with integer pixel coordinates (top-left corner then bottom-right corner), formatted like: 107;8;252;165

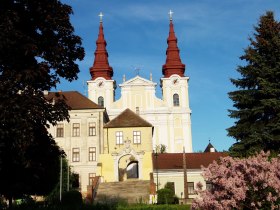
192;151;280;210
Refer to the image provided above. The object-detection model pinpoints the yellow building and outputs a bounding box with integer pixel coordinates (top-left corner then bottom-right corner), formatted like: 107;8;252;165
98;108;154;182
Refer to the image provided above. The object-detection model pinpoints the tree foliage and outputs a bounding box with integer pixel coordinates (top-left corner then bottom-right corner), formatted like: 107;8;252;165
192;151;280;210
227;11;280;157
0;0;84;201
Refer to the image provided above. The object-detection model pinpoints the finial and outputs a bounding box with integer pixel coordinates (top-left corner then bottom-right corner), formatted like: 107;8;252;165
168;10;173;21
99;12;103;23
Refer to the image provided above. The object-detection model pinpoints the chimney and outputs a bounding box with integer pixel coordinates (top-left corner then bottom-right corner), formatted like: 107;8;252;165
136;107;139;115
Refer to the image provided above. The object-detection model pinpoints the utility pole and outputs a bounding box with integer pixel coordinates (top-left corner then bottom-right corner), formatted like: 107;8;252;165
60;155;63;202
154;150;159;191
183;147;188;204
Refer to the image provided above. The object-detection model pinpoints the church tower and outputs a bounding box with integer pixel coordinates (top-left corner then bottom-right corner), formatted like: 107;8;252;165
161;11;192;152
87;13;115;109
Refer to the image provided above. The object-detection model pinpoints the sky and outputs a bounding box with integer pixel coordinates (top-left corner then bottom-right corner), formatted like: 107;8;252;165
56;0;280;152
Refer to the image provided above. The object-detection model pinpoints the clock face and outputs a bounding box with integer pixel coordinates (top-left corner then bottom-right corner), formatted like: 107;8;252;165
172;78;179;85
97;80;104;88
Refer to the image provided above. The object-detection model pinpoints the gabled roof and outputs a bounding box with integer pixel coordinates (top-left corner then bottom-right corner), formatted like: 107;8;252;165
119;75;157;87
204;142;218;153
104;108;153;128
45;91;102;110
152;152;228;170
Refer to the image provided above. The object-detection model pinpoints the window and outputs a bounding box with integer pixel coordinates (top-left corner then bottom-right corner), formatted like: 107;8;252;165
89;147;96;161
133;131;141;144
187;182;194;194
98;96;104;107
173;94;180;106
89;173;96;186
89;122;96;136
72;123;80;137
72;148;80;162
56;123;64;137
116;131;123;145
72;173;80;189
206;181;213;190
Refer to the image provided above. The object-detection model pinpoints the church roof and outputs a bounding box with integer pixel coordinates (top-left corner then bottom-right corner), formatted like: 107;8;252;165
152;152;228;170
45;91;102;110
104;108;153;128
162;18;185;78
90;17;113;80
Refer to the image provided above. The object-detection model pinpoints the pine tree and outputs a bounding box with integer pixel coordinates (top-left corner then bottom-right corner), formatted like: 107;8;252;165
228;11;280;157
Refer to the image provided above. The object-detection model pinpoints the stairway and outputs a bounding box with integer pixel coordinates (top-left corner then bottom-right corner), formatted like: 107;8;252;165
95;180;150;204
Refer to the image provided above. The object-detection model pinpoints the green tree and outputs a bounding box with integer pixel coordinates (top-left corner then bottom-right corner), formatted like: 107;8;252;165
0;0;84;203
228;11;280;157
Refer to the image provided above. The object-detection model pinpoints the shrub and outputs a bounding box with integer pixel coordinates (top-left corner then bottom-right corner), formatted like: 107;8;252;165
157;188;174;204
192;151;280;210
61;190;82;209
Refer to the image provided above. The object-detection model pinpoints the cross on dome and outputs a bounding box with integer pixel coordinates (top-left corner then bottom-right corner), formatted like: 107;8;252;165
168;10;173;21
99;12;103;22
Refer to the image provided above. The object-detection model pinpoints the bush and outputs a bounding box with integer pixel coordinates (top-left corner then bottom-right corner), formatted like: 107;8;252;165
192;151;280;210
157;188;174;204
61;190;82;209
117;204;190;210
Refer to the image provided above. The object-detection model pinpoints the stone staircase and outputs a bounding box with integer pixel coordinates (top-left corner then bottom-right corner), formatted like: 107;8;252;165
95;180;150;204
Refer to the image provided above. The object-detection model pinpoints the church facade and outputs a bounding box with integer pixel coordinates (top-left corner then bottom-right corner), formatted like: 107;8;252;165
87;14;192;153
48;13;226;201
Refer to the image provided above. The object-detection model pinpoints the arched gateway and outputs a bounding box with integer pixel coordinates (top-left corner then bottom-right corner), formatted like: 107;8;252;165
112;140;145;182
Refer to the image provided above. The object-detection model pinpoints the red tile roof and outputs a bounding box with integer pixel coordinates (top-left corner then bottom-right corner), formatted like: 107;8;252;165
45;91;102;110
104;108;153;128
152;152;228;170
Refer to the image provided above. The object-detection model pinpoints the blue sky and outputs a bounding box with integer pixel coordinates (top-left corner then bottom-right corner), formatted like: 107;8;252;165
56;0;280;152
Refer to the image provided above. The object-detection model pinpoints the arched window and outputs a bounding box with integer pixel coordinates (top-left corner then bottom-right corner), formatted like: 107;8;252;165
98;96;104;107
173;94;180;106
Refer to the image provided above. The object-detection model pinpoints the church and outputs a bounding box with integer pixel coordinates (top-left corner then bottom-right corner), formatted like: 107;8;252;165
87;11;192;154
48;11;225;203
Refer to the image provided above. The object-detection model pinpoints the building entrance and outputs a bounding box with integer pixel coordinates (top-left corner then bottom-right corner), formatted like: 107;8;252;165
118;155;139;181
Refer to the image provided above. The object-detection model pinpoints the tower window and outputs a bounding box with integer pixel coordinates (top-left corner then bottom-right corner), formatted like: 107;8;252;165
173;94;180;106
98;96;104;107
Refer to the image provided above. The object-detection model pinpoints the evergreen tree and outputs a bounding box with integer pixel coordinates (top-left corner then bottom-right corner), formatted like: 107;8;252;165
228;11;280;157
0;0;84;203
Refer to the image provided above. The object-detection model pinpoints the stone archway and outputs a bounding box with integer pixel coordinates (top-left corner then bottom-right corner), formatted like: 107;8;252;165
112;141;145;182
118;154;139;181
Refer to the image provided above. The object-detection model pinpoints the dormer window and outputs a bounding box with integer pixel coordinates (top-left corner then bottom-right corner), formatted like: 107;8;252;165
173;94;180;106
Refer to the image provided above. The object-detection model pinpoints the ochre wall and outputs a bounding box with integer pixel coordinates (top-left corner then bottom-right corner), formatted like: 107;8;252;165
98;126;153;182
